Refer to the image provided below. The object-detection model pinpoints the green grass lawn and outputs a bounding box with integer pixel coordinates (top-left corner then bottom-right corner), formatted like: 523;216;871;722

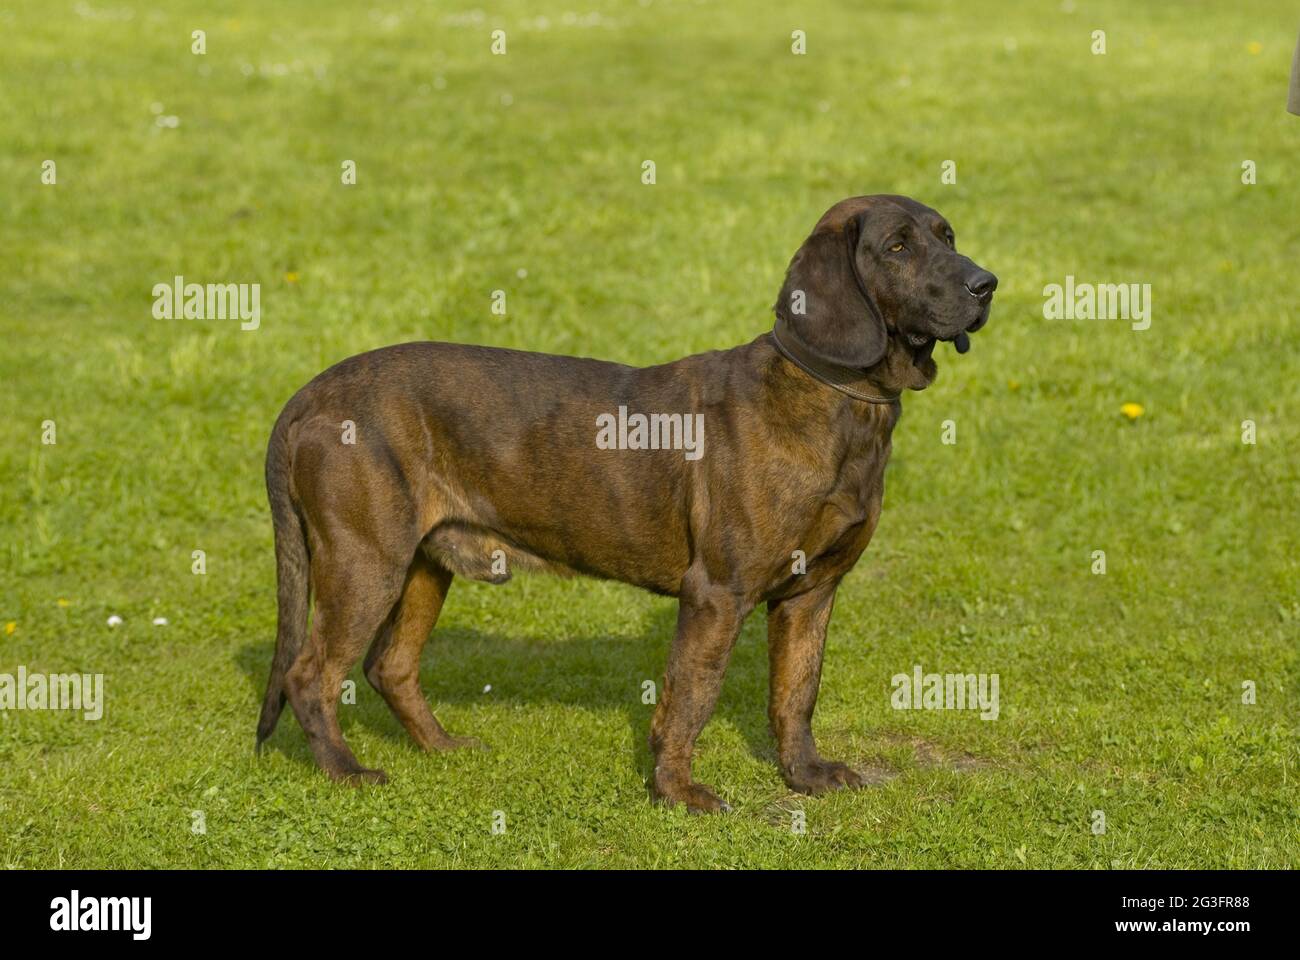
1;0;1298;868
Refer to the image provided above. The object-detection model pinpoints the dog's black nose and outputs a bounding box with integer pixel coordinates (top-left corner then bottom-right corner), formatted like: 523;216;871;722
965;270;998;298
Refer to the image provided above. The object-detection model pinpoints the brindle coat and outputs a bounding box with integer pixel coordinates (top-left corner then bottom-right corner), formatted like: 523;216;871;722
257;195;997;812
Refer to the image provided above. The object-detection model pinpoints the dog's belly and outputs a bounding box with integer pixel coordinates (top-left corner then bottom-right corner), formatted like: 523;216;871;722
419;467;694;595
420;520;581;584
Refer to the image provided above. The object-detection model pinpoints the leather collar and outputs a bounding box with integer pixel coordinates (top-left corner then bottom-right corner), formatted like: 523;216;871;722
769;314;901;406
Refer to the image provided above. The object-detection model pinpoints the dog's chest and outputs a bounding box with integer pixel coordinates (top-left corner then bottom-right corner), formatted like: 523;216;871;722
796;437;891;570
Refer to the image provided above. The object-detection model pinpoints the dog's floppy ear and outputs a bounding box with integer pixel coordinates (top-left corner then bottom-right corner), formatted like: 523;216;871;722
773;214;888;369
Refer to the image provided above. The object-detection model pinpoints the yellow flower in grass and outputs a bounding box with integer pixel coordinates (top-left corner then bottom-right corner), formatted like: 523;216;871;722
284;272;300;284
4;621;14;636
1247;41;1262;56
1120;402;1145;420
56;598;72;607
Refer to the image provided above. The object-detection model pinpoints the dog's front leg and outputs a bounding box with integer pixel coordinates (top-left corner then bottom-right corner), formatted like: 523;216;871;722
767;580;867;795
649;583;749;813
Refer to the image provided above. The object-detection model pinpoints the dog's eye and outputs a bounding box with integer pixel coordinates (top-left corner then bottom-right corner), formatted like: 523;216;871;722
888;242;905;253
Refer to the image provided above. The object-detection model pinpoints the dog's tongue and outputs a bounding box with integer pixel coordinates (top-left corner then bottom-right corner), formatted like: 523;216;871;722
954;332;970;354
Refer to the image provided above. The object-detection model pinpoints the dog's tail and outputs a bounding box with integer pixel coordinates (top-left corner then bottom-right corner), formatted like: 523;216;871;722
256;408;310;752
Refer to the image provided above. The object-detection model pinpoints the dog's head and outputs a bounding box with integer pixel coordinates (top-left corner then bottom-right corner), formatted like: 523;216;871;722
773;195;997;389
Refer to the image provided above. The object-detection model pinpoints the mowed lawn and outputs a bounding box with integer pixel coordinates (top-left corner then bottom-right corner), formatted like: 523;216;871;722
1;0;1297;868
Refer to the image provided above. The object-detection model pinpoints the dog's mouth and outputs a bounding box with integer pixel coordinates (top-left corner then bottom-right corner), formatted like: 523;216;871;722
906;305;990;356
905;333;937;359
903;329;969;358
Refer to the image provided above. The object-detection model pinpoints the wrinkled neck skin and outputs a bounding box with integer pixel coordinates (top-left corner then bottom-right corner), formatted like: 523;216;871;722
864;335;939;396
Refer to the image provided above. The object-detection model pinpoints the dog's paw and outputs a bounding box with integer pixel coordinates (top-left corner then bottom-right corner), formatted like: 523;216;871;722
333;766;389;786
432;734;488;753
652;777;733;814
783;758;865;796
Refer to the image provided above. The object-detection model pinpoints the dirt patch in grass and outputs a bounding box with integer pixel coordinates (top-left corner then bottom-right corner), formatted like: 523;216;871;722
872;733;992;773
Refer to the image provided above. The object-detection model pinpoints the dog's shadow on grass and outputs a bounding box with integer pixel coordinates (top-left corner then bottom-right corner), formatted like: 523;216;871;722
234;600;779;782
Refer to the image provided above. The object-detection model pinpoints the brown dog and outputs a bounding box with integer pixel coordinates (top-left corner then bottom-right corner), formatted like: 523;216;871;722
256;195;996;812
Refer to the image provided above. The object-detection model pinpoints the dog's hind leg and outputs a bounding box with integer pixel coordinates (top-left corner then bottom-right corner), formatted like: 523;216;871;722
364;553;480;752
283;546;408;784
